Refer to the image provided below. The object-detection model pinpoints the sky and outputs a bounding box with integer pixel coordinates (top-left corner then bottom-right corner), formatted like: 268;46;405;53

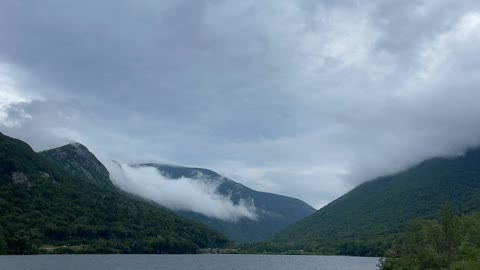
1;0;480;210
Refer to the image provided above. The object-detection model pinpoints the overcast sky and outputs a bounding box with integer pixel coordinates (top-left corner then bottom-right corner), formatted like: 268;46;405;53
1;0;480;208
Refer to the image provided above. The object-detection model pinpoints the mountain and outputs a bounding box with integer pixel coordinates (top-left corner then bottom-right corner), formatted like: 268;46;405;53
0;132;228;254
136;163;316;243
39;143;111;187
271;147;480;256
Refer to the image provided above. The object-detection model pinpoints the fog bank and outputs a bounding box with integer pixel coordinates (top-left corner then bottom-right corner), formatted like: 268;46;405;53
107;161;257;222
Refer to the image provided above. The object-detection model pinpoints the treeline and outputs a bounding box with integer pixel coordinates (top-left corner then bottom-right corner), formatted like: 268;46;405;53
380;205;480;270
235;240;385;256
0;227;202;254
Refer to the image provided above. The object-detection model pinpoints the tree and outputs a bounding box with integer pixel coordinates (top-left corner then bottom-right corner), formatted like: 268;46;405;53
379;205;480;270
5;230;39;255
0;231;7;254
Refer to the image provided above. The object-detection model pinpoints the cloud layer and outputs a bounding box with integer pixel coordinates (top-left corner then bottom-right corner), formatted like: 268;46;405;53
108;162;257;222
1;1;480;208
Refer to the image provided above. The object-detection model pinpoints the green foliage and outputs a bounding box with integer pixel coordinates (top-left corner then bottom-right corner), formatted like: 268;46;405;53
272;148;480;256
379;206;480;270
0;226;8;254
236;242;304;254
235;239;385;256
0;132;229;254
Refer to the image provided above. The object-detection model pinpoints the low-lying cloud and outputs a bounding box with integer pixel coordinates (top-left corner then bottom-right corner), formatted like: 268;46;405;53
107;161;257;222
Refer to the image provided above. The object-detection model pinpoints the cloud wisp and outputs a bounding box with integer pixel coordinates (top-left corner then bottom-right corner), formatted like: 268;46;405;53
107;161;257;222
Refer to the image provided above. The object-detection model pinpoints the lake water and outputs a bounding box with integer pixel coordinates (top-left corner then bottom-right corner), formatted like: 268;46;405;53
0;254;379;270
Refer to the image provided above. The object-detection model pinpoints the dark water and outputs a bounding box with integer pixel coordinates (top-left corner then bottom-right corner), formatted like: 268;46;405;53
0;254;379;270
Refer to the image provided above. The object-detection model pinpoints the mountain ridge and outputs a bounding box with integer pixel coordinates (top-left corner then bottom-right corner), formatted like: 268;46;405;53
136;163;316;243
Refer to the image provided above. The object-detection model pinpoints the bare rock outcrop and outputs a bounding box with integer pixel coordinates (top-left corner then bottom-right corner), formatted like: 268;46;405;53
12;172;31;186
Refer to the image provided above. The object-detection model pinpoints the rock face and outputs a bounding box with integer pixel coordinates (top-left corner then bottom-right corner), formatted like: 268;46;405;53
40;143;111;186
11;172;30;186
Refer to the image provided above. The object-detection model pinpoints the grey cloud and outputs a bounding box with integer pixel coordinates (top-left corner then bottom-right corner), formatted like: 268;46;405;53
1;1;480;208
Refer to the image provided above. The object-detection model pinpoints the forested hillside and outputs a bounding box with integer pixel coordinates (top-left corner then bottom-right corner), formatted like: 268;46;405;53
272;148;480;256
0;132;229;254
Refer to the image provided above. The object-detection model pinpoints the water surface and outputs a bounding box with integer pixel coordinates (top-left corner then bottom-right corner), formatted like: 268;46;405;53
0;254;379;270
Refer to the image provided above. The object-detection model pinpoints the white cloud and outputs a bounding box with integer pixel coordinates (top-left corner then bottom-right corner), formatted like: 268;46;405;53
107;162;257;222
0;63;34;127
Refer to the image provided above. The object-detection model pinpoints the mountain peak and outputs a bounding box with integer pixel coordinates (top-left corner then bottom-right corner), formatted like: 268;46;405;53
68;141;87;148
137;163;223;179
62;142;90;152
40;143;111;185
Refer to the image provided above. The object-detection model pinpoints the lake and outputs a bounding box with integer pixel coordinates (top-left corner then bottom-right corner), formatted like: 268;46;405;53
0;254;379;270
